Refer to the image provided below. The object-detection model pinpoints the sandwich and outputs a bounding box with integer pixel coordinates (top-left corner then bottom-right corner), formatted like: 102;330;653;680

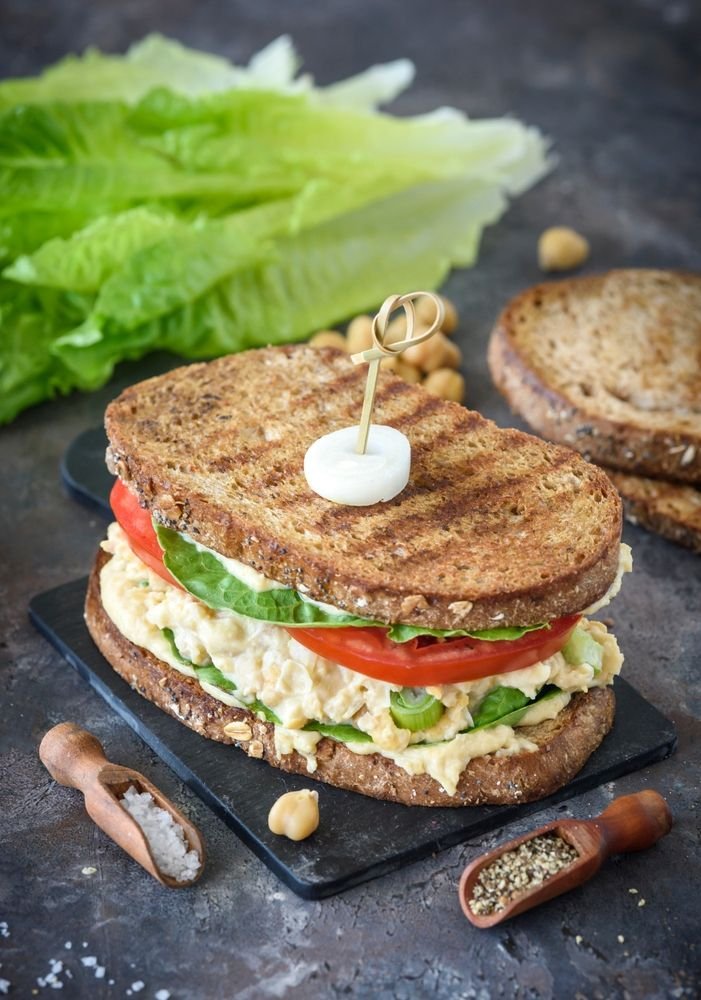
85;345;631;806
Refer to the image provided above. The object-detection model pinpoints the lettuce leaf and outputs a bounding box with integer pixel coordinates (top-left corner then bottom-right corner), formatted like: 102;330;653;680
468;685;561;732
156;525;547;645
0;37;551;424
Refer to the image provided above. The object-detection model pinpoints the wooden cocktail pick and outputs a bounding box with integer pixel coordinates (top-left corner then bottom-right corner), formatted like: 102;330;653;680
459;790;672;928
39;722;205;887
351;291;444;454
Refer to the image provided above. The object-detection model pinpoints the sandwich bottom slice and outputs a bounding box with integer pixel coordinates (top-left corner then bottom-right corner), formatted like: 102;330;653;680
85;523;628;807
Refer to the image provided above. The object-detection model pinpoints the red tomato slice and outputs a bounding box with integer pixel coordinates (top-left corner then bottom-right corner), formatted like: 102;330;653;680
110;479;182;588
287;615;581;686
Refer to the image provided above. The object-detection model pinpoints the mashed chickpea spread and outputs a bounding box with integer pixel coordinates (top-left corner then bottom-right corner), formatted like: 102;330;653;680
100;523;624;796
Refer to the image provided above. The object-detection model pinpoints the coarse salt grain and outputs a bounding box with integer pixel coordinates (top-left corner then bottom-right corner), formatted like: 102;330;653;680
155;991;171;1000
0;978;9;995
131;983;144;993
120;786;200;883
81;957;97;968
0;924;8;939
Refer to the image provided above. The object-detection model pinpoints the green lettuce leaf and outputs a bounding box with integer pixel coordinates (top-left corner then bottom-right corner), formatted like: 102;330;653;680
0;37;551;424
155;525;548;645
469;685;561;732
302;722;372;743
156;524;377;629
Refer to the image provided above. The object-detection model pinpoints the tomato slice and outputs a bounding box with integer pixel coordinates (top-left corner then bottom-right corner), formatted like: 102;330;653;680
110;479;182;588
287;615;581;686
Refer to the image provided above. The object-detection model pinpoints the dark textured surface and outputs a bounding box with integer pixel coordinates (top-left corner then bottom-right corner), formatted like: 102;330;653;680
1;1;700;997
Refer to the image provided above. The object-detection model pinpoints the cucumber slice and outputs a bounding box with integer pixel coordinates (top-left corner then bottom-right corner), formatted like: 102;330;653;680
389;688;445;731
562;626;604;671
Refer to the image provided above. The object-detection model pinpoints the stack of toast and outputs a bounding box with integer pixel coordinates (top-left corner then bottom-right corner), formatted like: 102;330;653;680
488;269;701;552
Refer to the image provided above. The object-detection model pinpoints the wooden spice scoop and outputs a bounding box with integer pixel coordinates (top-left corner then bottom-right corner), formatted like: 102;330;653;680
459;790;672;928
39;722;205;887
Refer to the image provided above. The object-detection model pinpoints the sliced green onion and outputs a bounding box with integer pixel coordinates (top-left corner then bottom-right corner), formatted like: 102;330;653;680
562;627;603;672
389;688;445;731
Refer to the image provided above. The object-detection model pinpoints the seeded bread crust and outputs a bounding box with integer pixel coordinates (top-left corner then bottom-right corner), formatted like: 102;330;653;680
605;469;701;554
104;345;622;631
488;270;701;484
85;549;616;807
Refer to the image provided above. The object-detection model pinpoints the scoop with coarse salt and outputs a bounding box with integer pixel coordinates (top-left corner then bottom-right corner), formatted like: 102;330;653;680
39;722;205;887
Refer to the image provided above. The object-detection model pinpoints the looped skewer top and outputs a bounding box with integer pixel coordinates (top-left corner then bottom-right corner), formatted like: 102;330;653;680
351;291;444;454
303;290;445;506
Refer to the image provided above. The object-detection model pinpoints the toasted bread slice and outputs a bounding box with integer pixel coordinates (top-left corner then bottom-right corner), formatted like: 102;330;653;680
105;345;621;631
488;270;701;484
85;550;616;807
605;469;701;553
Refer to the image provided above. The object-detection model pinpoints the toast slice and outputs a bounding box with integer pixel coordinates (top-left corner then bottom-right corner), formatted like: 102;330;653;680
488;270;701;484
605;469;701;553
105;345;622;631
85;549;616;807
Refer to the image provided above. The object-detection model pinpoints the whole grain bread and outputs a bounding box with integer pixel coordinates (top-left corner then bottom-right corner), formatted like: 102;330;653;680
605;469;701;553
105;345;622;631
85;550;616;807
488;270;701;484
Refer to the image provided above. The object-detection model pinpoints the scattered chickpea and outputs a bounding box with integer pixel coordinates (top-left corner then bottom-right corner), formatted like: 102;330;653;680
395;358;422;384
403;331;461;373
307;295;465;401
268;789;320;841
538;227;590;272
309;330;348;351
423;368;466;403
345;314;374;354
415;293;458;334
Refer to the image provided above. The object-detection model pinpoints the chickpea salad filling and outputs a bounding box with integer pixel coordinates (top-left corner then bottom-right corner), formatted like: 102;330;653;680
99;523;626;795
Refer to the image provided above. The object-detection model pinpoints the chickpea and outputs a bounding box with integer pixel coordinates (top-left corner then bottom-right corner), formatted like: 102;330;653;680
384;314;408;345
415;294;458;334
346;315;374;354
403;331;461;373
309;330;347;351
395;358;422;384
538;227;590;272
423;368;466;403
268;789;319;841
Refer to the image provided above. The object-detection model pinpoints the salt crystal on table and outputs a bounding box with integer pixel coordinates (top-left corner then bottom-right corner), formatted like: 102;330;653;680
120;786;200;882
155;991;171;1000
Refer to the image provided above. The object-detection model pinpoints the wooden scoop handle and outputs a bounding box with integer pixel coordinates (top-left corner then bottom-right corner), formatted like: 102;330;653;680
593;790;673;857
39;722;110;789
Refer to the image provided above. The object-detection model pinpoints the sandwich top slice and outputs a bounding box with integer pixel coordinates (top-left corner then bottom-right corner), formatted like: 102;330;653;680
87;345;630;806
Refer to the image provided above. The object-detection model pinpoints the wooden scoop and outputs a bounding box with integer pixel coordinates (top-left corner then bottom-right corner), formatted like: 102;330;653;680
39;722;205;887
459;790;672;928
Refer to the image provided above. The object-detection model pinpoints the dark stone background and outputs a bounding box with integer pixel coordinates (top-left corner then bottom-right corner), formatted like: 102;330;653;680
1;1;699;997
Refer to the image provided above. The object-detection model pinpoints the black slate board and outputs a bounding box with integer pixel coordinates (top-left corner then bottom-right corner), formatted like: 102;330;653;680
61;426;113;515
29;578;676;899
